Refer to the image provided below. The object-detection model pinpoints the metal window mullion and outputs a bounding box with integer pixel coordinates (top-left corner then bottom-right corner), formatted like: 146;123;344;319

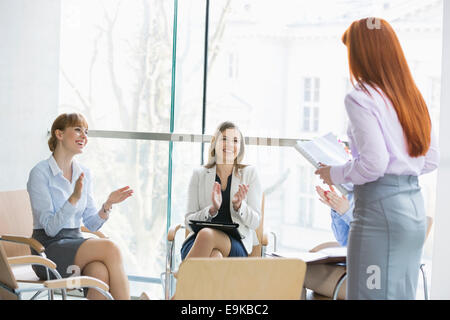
166;0;178;234
82;130;305;147
201;0;210;165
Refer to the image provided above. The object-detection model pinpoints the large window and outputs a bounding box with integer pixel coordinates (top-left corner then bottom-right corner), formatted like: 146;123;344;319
59;0;175;298
58;0;443;299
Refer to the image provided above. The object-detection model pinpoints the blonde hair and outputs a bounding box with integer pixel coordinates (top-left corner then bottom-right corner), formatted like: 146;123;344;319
204;121;247;177
48;113;89;152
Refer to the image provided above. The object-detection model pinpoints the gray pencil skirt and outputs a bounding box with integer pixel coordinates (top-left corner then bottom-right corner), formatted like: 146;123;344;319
31;228;89;280
347;174;427;300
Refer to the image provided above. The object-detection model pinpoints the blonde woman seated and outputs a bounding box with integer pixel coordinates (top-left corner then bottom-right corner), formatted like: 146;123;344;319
181;122;262;260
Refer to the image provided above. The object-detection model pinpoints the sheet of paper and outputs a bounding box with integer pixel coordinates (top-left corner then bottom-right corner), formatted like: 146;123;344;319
296;132;350;167
268;247;347;263
268;251;328;263
319;246;347;257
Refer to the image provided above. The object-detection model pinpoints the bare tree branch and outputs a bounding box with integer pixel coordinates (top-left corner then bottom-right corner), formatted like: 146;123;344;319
208;0;231;73
88;28;104;104
104;0;130;129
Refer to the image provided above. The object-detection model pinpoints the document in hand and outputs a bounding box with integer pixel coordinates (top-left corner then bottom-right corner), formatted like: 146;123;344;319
268;246;346;265
294;132;352;195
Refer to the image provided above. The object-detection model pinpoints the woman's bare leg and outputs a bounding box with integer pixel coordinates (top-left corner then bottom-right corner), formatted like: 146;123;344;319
74;239;130;300
210;249;223;258
186;228;231;259
82;261;109;300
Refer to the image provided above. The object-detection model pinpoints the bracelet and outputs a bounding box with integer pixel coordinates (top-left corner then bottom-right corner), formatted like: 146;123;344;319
102;203;112;214
210;210;219;219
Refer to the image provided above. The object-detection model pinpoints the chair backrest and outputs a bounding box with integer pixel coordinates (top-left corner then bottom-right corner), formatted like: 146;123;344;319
173;257;306;300
0;242;19;300
249;192;265;257
0;190;34;257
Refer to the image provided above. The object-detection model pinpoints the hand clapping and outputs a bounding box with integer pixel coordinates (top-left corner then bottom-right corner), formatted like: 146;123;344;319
210;182;223;216
69;173;84;205
106;186;134;207
232;184;249;212
315;185;350;215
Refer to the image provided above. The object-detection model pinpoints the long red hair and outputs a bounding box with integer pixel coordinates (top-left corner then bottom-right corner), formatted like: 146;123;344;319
342;18;431;157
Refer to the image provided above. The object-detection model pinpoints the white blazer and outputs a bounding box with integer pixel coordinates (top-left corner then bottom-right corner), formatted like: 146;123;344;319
184;165;262;254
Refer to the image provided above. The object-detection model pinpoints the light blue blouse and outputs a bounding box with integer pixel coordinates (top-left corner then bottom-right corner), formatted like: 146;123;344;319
27;155;107;237
330;192;354;247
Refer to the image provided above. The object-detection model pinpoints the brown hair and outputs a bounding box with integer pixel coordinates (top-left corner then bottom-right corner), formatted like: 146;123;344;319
204;121;247;177
48;113;89;152
342;18;431;157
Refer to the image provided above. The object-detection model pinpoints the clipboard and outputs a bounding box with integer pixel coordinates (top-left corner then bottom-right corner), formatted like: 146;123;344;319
189;220;242;240
294;132;353;195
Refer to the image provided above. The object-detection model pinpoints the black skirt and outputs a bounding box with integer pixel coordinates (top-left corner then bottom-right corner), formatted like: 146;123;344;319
31;228;89;280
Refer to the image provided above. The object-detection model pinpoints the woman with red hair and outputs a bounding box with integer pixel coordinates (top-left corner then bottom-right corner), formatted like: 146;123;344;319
315;18;439;299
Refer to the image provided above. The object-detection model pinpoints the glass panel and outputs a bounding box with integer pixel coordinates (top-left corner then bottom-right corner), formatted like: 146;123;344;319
59;0;174;132
245;144;334;252
170;141;202;266
173;0;206;134
299;165;307;194
298;198;307;227
76;138;169;299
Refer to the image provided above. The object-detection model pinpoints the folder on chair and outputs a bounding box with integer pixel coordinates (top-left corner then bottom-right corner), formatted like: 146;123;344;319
189;220;243;240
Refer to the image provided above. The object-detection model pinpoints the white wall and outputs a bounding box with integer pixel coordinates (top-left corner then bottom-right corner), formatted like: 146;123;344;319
431;0;450;300
0;0;60;191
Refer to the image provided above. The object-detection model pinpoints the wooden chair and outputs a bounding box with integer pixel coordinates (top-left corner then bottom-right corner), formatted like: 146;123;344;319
0;190;106;299
172;257;306;300
304;216;434;300
0;241;112;300
163;193;269;299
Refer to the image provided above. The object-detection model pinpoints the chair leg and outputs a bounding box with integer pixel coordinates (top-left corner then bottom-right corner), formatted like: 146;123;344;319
165;240;175;300
269;231;278;252
30;289;47;300
333;273;347;300
44;267;55;300
420;264;428;300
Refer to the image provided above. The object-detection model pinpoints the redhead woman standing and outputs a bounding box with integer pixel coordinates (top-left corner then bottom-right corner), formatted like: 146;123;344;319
27;113;133;299
315;18;439;299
